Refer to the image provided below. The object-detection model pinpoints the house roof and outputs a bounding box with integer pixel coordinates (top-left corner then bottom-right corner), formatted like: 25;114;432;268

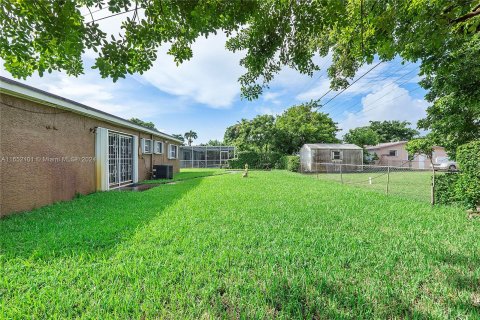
0;76;183;143
365;141;408;150
304;143;362;150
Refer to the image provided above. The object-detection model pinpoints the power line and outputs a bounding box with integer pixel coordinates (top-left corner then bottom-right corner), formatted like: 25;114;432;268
82;7;107;17
328;66;419;118
358;86;422;115
318;61;383;108
85;7;141;24
325;62;412;112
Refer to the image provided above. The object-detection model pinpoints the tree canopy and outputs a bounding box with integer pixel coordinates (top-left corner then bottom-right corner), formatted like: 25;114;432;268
343;127;379;148
184;130;198;146
129;117;156;130
171;134;185;144
2;0;479;155
200;139;224;146
224;101;338;154
368;121;419;143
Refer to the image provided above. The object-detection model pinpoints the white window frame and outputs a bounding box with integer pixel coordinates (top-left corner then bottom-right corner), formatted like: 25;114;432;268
168;144;178;159
388;150;398;157
154;140;163;154
331;150;342;160
142;138;153;154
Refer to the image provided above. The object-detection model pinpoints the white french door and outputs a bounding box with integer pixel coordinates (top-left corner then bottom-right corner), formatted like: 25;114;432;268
108;132;134;188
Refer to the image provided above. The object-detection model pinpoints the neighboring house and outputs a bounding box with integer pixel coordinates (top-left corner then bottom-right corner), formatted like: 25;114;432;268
365;141;448;169
0;76;182;216
300;143;363;173
180;145;236;168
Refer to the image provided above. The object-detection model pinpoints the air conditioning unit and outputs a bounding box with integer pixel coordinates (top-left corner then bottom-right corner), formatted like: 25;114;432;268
152;165;173;179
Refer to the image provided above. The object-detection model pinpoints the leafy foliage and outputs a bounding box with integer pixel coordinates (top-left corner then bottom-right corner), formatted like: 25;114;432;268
433;141;480;209
225;101;338;155
285;155;300;172
343;126;379;147
228;151;283;169
184;130;198;146
171;134;185;144
434;173;461;206
455;140;480;209
224;115;276;152
2;0;479;156
129;117;156;130
406;138;434;161
200;139;224;146
418;34;480;158
369;121;419;143
274;101;339;154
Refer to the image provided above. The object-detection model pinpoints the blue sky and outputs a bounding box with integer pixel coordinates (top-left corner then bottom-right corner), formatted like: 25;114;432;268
1;12;429;144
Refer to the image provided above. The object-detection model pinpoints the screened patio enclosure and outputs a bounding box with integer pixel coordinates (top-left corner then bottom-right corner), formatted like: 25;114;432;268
180;146;236;168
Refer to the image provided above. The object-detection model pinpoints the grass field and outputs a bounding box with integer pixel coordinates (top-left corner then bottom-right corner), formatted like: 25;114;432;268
1;170;479;318
311;170;434;203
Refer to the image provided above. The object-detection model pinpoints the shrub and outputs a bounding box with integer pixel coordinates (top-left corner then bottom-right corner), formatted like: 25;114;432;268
455;141;480;209
434;141;480;209
275;156;288;170
286;155;300;172
435;173;460;206
228;151;283;170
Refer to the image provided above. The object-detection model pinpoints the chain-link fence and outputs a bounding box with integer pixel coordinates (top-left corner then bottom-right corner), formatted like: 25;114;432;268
302;162;434;203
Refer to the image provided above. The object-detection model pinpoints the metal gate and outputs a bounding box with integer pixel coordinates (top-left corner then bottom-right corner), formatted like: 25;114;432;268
108;132;133;188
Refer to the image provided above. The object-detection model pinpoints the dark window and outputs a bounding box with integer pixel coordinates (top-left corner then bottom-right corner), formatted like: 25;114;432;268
332;151;341;160
388;150;397;157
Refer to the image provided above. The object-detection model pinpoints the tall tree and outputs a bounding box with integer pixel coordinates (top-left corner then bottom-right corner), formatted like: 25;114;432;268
129;117;156;130
369;121;419;143
200;139;224;146
417;35;480;158
184;130;198;146
223;116;276;152
343;127;380;147
274;101;339;154
2;1;479;154
171;134;185;144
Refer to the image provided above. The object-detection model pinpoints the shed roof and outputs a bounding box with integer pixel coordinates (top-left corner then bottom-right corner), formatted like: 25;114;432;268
304;143;362;150
0;76;183;143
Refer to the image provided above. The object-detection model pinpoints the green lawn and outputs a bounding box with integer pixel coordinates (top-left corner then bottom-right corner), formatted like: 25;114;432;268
1;170;479;318
312;170;435;203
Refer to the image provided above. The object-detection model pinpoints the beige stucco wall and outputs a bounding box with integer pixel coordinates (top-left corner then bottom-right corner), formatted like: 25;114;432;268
367;142;448;168
0;94;179;216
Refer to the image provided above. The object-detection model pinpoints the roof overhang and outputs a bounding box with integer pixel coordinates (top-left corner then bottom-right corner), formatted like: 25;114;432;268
0;76;183;143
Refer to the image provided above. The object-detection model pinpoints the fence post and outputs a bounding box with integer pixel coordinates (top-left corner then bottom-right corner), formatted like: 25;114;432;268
386;166;390;195
431;164;436;206
340;163;343;184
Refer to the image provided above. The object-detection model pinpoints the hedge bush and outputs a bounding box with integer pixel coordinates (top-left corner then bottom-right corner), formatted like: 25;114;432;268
228;151;283;169
286;155;300;172
456;140;480;209
435;173;460;206
434;140;480;209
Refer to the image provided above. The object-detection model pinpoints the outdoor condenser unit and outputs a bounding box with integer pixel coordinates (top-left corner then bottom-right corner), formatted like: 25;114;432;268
152;165;173;179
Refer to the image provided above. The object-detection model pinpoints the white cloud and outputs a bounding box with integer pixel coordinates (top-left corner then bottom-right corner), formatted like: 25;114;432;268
141;33;245;108
337;84;428;136
0;64;187;123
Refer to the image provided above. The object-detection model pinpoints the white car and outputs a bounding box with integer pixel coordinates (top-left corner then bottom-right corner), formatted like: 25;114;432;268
433;157;459;171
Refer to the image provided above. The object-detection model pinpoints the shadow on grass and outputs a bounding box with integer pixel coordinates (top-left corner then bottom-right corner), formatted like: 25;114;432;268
259;278;435;319
141;169;229;184
0;177;204;260
433;250;480;315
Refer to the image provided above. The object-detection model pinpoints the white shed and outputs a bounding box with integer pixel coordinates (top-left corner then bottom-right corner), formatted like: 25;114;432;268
300;143;363;173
